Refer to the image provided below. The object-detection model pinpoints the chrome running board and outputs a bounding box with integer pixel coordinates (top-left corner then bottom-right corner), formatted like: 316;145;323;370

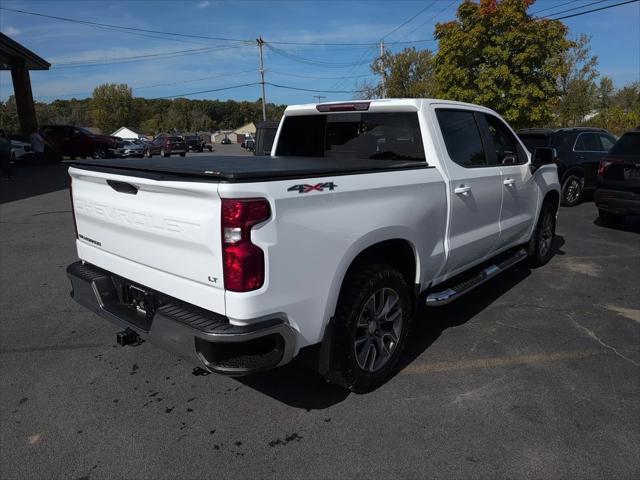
425;248;528;306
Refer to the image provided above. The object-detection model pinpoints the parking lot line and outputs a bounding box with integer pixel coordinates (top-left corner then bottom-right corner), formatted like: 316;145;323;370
400;348;636;375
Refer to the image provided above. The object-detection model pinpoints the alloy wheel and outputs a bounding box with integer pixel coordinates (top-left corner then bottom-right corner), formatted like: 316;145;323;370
354;287;404;373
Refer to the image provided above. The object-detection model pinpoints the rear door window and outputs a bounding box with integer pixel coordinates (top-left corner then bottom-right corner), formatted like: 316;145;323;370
483;114;525;165
574;133;604;152
598;134;616;152
435;109;487;167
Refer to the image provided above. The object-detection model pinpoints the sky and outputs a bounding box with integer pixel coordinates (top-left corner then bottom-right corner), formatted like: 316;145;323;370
0;0;639;106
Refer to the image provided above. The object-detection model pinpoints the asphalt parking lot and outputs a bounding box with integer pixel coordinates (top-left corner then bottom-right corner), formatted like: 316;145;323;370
1;160;639;479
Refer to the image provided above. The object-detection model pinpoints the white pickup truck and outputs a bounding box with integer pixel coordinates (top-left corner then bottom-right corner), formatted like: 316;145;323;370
67;99;560;392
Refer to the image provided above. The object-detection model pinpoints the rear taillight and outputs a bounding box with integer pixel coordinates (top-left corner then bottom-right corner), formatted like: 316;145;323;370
597;156;623;177
69;177;78;239
221;198;270;292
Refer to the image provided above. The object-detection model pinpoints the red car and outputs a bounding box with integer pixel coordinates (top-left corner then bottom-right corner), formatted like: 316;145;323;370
41;125;123;161
143;135;187;158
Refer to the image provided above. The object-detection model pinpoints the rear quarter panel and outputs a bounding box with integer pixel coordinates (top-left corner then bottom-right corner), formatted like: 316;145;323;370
219;166;446;349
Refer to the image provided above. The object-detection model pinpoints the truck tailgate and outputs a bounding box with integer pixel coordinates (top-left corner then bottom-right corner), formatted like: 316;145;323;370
69;166;225;314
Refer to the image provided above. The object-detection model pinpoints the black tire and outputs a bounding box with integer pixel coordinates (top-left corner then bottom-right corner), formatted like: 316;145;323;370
145;148;152;158
527;202;556;267
180;152;186;157
326;263;412;393
161;149;169;158
598;209;623;226
561;174;583;207
93;148;107;160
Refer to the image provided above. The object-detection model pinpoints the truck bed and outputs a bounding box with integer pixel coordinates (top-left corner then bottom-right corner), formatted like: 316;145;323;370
71;155;430;182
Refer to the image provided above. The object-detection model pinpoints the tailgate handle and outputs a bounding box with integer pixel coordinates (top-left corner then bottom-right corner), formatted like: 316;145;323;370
107;180;138;195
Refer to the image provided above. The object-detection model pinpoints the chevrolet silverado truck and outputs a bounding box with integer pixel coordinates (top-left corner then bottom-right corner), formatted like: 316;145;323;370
67;99;560;392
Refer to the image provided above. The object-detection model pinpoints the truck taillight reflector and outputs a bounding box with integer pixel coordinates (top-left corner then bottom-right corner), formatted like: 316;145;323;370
316;102;370;112
221;198;270;292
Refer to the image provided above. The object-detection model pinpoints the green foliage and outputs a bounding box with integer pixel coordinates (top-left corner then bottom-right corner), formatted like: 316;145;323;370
90;83;136;134
364;47;437;98
0;87;286;136
587;82;640;135
553;34;599;126
433;0;570;128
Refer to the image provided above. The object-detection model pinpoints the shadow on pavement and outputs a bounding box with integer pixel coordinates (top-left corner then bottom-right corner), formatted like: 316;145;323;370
1;162;70;204
235;236;566;409
593;215;640;234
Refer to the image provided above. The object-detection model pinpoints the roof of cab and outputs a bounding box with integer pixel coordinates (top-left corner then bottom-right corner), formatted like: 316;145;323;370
284;98;498;116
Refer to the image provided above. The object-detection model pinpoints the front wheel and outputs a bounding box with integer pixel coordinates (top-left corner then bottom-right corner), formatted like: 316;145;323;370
161;149;169;158
527;203;556;267
326;263;412;393
561;174;583;206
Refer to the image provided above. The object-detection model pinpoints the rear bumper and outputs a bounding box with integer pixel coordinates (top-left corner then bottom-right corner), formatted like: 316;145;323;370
67;261;296;375
595;188;640;216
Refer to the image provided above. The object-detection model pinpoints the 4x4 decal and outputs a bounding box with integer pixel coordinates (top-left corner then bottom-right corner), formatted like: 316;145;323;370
287;182;338;194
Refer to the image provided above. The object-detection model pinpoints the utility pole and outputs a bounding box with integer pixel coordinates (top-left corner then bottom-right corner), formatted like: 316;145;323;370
379;40;386;99
257;36;267;121
313;95;325;103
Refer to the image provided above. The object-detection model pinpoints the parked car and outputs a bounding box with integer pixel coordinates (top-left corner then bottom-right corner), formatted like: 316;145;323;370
595;130;640;225
183;134;205;152
120;140;144;158
220;136;232;145
517;127;617;206
67;99;559;393
10;139;33;162
244;138;255;152
41;125;123;161
143;135;187;158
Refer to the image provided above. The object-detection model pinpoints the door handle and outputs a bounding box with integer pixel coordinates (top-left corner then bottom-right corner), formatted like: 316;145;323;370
503;178;516;187
454;185;471;195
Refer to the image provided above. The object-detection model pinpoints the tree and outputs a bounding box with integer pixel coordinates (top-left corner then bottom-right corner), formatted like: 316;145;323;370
554;34;599;126
433;0;571;128
90;83;135;134
597;77;615;111
364;47;437;99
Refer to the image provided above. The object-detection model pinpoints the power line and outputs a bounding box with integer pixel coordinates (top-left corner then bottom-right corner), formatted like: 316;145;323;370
265;82;363;94
381;1;438;40
53;46;219;66
0;7;253;44
266;44;376;68
51;44;246;69
530;0;582;15
34;69;259;99
400;0;458;40
548;0;638;19
153;82;261;99
268;70;375;81
542;0;611;18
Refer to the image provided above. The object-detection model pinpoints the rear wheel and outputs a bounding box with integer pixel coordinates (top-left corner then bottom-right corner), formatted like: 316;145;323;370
326;264;412;393
93;148;107;160
161;149;169;158
145;148;152;158
528;202;556;267
561;174;583;206
180;152;186;157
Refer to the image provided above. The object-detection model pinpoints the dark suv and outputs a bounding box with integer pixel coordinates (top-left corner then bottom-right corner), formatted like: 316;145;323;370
143;135;187;158
595;130;640;224
183;134;204;152
517;127;617;206
41;125;123;161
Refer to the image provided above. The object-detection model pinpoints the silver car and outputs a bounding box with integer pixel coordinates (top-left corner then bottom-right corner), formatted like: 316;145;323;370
121;140;144;158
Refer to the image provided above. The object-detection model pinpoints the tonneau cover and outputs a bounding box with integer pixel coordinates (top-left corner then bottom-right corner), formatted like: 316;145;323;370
71;155;429;182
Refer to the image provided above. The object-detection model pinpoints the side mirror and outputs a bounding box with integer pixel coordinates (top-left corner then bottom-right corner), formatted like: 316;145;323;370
530;147;557;172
